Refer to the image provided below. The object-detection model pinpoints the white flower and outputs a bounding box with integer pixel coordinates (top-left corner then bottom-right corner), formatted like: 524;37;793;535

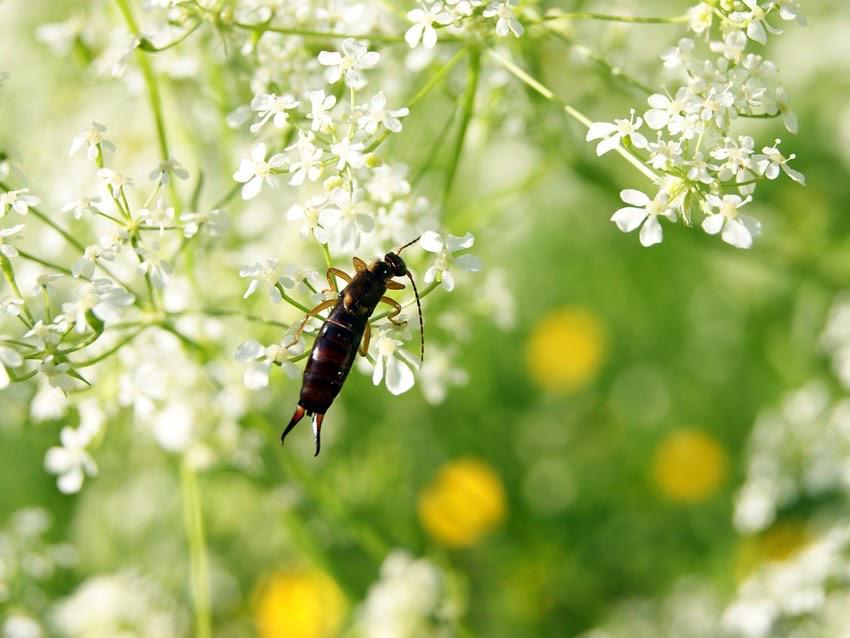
0;223;25;256
286;132;323;186
235;336;303;390
148;157;189;185
233;143;286;200
405;2;454;49
0;343;24;389
240;257;286;303
1;296;25;317
367;164;411;204
61;196;103;220
38;355;77;391
179;208;229;238
318;38;380;89
730;0;782;45
281;263;323;297
753;139;805;185
370;327;419;395
24;319;63;349
287;195;330;244
585;110;648;156
660;37;694;69
0;189;41;216
702;194;760;249
135;242;173;288
68;121;115;161
644;92;686;131
138;197;175;235
96;168;133;191
357;92;409;134
72;239;118;279
249;92;300;133
483;0;524;37
319;187;375;253
62;278;135;332
419;230;482;291
44;420;100;493
711;136;756;182
686;3;713;34
610;189;677;247
307;90;337;132
770;86;799;134
330;137;365;171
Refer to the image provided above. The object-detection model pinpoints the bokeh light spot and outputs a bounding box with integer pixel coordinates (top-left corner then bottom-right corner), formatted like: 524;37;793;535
418;458;507;547
652;428;728;503
525;307;606;393
254;567;347;638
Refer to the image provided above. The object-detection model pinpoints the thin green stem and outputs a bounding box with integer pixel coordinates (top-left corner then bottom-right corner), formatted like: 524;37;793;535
231;20;412;43
195;308;289;329
274;282;312;314
0;255;34;325
319;243;333;271
71;328;146;367
487;49;660;184
139;20;202;52
442;48;480;210
543;10;688;24
371;280;440;323
16;250;75;277
180;461;212;638
114;0;182;212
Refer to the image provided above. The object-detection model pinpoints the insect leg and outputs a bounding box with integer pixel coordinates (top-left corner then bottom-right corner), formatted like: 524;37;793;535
313;413;325;457
325;267;351;294
379;297;406;326
287;299;337;346
352;256;367;272
359;322;372;357
281;405;306;444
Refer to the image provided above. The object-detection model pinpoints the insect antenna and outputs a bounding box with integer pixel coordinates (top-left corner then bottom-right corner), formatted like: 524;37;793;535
406;270;425;362
395;235;421;254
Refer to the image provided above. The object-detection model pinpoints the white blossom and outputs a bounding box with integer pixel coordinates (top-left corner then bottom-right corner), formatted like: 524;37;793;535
306;90;337;132
419;230;481;291
68;121;114;161
61;196;103;220
135;242;173;288
0;343;24;389
370;326;419;395
62;278;135;331
44;420;100;493
249;92;300;133
287;195;330;244
179;208;229;238
240;257;286;303
138;197;175;235
233;143;286;200
286;132;324;186
0;223;25;256
318;38;380;89
585;110;649;156
148;157;189;185
0;189;41;216
611;189;677;248
357;92;409;134
405;2;454;49
330;137;365;171
235;336;303;390
319;187;375;252
702;194;760;249
483;0;524;38
753;139;805;185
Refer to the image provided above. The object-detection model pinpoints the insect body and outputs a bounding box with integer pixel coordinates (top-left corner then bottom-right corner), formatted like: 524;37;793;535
282;240;423;456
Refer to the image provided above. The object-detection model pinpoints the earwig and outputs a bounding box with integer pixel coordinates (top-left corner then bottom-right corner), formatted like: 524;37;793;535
281;238;424;456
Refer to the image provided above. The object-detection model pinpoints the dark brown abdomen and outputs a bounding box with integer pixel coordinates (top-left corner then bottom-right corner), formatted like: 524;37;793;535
298;304;367;415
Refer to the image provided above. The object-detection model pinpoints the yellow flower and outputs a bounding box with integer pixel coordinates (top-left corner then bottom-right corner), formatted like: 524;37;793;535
418;458;507;547
254;567;347;638
652;428;728;502
525;307;606;393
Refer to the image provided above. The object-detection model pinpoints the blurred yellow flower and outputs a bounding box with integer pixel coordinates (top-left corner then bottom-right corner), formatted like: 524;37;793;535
525;307;606;393
418;458;507;547
652;428;728;502
254;567;347;638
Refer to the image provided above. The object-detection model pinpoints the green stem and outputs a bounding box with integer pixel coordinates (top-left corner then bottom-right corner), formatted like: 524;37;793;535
543;10;688;24
70;328;146;367
196;308;289;329
442;48;480;210
231;21;412;43
114;0;182;212
487;49;660;184
275;282;312;314
139;20;202;52
180;460;212;638
16;250;75;277
0;255;34;325
319;242;333;271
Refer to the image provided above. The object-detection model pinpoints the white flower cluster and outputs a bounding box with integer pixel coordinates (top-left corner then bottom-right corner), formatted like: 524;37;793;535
589;0;806;249
405;0;524;50
52;571;184;638
356;550;462;638
723;526;850;638
230;37;488;402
